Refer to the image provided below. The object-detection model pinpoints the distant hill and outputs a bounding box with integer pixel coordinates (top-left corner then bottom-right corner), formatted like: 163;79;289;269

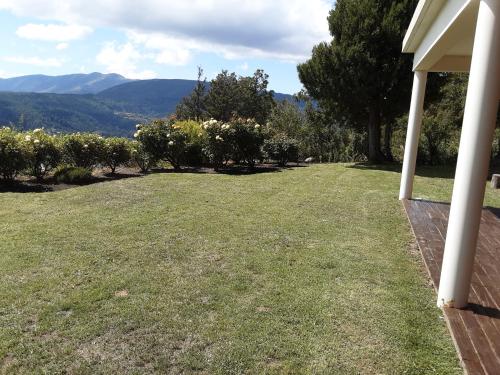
98;79;298;117
0;74;299;137
0;92;138;136
98;79;199;116
0;73;131;94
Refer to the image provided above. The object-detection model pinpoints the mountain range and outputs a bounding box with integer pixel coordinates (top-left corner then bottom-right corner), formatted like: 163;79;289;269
0;73;296;137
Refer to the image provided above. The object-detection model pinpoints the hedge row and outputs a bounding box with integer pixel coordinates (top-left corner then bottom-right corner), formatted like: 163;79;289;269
0;119;299;181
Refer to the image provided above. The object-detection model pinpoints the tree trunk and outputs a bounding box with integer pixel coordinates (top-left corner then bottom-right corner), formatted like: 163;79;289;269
383;123;394;162
367;104;384;163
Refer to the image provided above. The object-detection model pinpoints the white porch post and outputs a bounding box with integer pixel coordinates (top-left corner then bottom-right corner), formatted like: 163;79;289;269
437;0;500;308
399;71;427;200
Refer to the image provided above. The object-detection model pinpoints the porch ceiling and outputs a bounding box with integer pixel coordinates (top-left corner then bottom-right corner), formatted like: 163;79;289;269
403;0;479;72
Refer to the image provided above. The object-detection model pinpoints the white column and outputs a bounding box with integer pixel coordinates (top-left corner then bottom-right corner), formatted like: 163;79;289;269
399;71;427;200
437;0;500;308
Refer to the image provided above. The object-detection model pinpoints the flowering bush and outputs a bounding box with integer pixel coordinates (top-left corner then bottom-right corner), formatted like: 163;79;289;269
202;119;233;170
175;120;206;166
24;129;62;180
130;141;156;173
61;133;105;169
103;137;131;173
263;135;300;166
0;127;29;180
228;118;265;167
135;120;188;170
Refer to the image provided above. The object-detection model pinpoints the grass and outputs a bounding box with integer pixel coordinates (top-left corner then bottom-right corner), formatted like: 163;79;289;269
3;163;497;374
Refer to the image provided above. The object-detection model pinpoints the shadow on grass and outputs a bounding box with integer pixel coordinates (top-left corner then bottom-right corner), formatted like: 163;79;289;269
1;164;303;193
349;158;500;180
347;162;457;179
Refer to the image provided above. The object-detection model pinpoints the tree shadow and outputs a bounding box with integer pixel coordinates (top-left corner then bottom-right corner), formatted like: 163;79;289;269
0;181;54;193
347;162;457;179
1;164;304;193
349;158;500;180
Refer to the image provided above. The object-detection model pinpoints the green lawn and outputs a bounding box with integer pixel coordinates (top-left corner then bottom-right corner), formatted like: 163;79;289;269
3;163;498;374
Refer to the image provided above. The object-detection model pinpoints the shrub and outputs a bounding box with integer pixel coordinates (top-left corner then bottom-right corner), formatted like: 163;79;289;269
175;120;206;166
130;141;156;173
135;120;188;170
53;166;93;184
0;127;29;181
202;119;233;170
227;118;265;166
103;137;131;173
62;133;105;169
24;129;61;180
263;136;300;166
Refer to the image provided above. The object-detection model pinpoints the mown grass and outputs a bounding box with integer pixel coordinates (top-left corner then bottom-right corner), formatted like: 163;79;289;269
2;163;493;374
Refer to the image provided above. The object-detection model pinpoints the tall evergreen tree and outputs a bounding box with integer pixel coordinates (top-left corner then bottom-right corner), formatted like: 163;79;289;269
298;0;418;162
175;67;208;121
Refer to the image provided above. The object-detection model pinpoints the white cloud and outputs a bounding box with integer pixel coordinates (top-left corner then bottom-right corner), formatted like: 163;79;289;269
239;62;249;71
56;42;69;50
16;23;92;42
3;56;63;67
1;0;332;62
96;42;156;79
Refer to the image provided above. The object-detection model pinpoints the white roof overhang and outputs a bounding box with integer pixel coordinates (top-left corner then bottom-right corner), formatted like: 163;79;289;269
402;0;480;72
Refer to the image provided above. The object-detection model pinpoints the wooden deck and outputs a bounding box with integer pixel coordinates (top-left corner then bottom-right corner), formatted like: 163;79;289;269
403;199;500;374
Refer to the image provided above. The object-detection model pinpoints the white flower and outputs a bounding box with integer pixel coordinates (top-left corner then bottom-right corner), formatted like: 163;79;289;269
98;136;104;140
134;132;139;138
168;140;174;146
33;139;40;145
254;124;261;129
25;135;32;142
33;128;43;133
215;135;224;142
136;124;142;130
83;144;89;149
167;133;171;138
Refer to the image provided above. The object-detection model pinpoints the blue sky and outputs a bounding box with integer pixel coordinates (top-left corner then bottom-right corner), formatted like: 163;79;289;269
0;1;333;94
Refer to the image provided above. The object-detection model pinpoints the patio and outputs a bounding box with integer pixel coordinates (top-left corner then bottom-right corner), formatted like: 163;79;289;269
403;199;500;374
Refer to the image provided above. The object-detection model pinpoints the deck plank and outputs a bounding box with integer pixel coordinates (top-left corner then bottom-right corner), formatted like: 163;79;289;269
403;199;500;375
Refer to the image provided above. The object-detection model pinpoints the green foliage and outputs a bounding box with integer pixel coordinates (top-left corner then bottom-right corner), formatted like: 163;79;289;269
175;120;206;166
61;133;105;169
267;100;306;140
0;127;29;180
135;120;188;170
53;166;93;184
23;129;62;180
236;70;275;125
179;69;275;124
204;71;240;122
130;141;157;173
228;118;265;167
103;137;132;173
202;119;233;170
298;0;418;162
175;67;208;121
263;135;299;166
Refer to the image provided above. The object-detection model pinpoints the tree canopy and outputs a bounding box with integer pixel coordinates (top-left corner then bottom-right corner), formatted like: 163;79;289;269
298;0;418;162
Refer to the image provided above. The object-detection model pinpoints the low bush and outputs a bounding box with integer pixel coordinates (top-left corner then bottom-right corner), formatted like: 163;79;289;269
54;166;93;185
202;119;233;170
103;137;131;173
135;120;188;170
264;136;299;166
130;141;156;173
0;127;29;181
24;129;62;180
175;120;206;166
62;133;105;169
229;118;265;166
